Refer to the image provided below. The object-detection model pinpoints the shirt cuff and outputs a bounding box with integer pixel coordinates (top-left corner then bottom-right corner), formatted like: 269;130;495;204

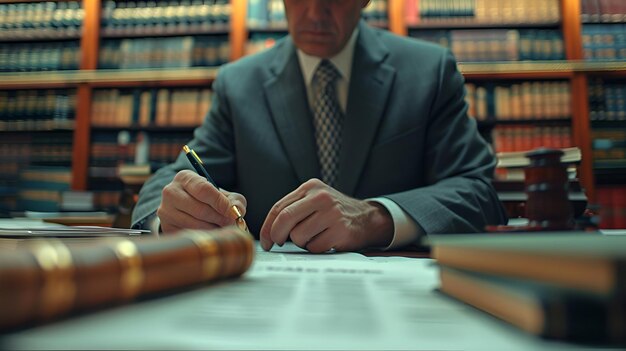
368;197;423;251
151;215;161;236
133;213;161;236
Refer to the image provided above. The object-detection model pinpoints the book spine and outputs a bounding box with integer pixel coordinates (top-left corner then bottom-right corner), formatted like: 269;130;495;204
439;267;626;343
0;227;254;331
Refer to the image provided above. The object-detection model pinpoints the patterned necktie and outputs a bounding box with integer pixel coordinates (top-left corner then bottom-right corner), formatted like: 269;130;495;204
312;60;343;187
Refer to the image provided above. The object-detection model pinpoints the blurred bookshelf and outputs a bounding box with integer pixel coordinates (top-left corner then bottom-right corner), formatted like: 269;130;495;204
0;0;624;226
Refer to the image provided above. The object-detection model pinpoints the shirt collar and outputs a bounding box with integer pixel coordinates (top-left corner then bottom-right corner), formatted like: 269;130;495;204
297;27;359;86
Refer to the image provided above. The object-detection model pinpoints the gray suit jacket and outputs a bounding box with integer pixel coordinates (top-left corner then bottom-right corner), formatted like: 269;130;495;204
132;21;507;238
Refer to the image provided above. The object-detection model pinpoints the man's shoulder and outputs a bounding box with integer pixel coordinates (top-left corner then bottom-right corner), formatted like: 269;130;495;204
357;24;452;70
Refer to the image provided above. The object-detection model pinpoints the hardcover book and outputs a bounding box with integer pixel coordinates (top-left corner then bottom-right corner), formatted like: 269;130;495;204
438;267;625;343
428;232;626;295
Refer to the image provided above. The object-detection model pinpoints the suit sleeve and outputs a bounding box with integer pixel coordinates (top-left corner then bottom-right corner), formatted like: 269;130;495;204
130;67;237;229
385;50;507;235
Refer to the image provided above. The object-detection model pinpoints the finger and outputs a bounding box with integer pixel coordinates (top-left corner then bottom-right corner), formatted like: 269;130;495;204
221;189;247;217
158;205;224;232
288;211;330;249
270;193;327;247
260;179;327;250
260;187;307;249
303;228;337;254
218;190;247;225
177;171;233;219
162;178;232;227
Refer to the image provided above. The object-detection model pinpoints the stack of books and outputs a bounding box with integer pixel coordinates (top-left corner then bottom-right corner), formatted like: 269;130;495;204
428;232;626;344
495;146;581;181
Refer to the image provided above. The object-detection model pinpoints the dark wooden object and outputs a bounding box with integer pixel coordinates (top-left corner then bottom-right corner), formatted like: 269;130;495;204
524;148;575;230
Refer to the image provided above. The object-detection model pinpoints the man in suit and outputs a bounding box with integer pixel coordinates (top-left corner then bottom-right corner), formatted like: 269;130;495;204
132;0;507;252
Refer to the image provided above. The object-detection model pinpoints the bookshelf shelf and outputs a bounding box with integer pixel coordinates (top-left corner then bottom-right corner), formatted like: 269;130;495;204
101;26;230;39
247;25;289;33
0;0;76;2
6;62;622;90
591;120;626;128
0;68;219;89
0;33;81;43
582;18;626;24
407;22;561;30
0;128;74;133
460;61;626;80
477;118;572;127
91;125;197;133
460;62;574;80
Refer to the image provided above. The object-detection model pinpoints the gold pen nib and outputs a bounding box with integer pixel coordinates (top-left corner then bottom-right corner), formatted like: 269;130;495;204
231;205;250;233
235;217;249;233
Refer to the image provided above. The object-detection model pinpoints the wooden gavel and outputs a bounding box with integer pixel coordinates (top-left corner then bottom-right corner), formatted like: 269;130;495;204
524;148;575;230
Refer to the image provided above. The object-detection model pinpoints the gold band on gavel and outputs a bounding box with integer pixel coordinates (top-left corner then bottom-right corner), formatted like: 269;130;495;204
109;239;144;301
30;239;76;321
231;229;255;271
182;230;221;281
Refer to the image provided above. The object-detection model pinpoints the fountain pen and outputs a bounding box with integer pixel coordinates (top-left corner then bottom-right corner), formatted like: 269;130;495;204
182;145;249;233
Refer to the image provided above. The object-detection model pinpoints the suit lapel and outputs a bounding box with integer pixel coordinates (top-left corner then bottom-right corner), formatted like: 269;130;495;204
264;39;320;183
338;23;395;196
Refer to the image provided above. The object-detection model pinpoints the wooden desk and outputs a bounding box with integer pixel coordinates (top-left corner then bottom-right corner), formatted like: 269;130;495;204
0;242;598;350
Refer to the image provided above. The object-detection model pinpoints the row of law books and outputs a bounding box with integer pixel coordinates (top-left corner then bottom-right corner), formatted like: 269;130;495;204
0;132;72;159
15;166;74;212
246;0;387;30
592;128;626;168
362;0;389;28
90;131;189;169
91;88;212;128
0;133;73;167
98;36;229;69
430;233;626;343
101;0;231;35
581;0;626;23
582;24;626;61
410;29;565;62
0;42;80;72
588;79;626;121
0;90;76;131
247;0;286;29
597;185;626;229
405;0;560;25
14;166;100;212
492;126;573;153
465;81;571;121
0;1;83;40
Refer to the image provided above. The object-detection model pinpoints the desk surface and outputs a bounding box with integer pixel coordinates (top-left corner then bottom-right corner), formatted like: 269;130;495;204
0;243;594;350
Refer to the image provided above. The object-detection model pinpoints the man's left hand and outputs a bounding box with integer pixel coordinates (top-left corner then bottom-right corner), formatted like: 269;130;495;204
260;178;394;253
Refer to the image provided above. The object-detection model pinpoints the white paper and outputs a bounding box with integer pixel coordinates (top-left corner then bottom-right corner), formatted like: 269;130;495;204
1;243;578;350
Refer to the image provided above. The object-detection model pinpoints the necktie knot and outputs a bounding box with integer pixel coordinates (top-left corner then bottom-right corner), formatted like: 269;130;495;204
314;60;341;90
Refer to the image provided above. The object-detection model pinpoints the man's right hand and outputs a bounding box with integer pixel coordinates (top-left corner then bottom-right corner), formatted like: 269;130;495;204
156;170;247;234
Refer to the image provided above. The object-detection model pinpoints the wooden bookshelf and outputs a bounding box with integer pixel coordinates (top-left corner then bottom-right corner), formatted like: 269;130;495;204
406;22;561;30
0;68;218;89
1;0;625;211
3;62;625;89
